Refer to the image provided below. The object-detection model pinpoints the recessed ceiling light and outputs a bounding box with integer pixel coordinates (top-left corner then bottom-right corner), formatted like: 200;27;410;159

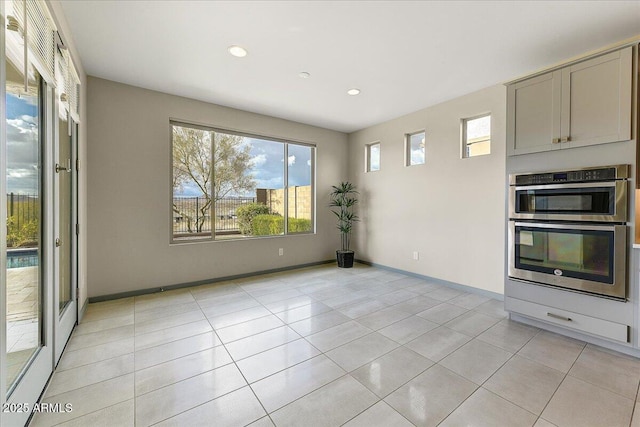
299;72;311;79
228;45;248;58
347;88;360;96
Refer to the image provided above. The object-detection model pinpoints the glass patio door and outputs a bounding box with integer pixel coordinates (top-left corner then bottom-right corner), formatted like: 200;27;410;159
54;109;76;363
3;38;54;427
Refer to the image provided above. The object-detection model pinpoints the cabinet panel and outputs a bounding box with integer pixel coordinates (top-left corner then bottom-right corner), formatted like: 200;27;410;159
564;47;632;148
507;46;634;156
507;72;561;155
506;297;629;343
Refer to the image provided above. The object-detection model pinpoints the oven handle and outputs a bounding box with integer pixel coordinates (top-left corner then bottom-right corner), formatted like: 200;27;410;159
513;181;617;191
512;222;619;232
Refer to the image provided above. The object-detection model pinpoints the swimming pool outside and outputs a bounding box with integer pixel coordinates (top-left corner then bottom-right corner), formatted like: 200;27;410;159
7;248;38;269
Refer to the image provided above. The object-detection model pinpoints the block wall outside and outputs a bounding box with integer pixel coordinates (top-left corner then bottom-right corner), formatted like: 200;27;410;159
257;186;312;219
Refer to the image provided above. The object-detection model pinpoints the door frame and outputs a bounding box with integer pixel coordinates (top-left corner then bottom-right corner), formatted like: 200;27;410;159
1;63;55;427
53;98;78;364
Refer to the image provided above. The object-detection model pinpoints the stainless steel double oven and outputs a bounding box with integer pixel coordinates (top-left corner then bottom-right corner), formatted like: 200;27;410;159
508;165;629;299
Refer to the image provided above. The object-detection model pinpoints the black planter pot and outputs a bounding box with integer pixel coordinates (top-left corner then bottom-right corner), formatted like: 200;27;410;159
336;250;355;268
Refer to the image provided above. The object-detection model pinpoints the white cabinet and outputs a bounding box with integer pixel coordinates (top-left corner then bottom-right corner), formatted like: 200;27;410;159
507;46;633;156
506;297;629;343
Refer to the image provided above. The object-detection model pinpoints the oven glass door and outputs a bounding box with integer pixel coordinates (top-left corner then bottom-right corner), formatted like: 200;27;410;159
509;222;626;299
509;181;627;222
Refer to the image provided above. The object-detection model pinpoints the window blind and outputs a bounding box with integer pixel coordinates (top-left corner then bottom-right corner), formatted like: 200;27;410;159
7;0;82;120
55;48;80;122
7;0;56;83
55;47;68;119
68;54;81;122
25;0;56;83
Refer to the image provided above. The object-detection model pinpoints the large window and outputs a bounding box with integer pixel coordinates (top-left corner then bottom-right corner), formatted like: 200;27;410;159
171;122;314;242
462;114;491;158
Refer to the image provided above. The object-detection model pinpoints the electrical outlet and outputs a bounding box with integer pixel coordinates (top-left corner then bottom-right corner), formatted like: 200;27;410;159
279;248;284;256
413;251;419;261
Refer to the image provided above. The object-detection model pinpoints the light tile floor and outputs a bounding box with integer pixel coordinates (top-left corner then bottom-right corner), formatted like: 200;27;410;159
30;264;640;427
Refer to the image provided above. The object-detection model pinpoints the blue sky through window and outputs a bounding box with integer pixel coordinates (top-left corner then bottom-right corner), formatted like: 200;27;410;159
176;134;312;197
6;92;40;195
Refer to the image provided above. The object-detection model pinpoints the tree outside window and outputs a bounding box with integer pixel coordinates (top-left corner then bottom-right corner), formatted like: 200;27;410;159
171;123;314;241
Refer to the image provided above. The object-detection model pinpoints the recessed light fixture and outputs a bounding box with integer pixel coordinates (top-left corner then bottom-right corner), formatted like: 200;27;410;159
228;45;248;58
347;88;361;96
299;72;311;79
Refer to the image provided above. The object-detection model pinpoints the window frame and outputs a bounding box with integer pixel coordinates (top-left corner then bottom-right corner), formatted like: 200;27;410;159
405;130;426;166
365;142;380;173
461;113;491;158
169;120;316;244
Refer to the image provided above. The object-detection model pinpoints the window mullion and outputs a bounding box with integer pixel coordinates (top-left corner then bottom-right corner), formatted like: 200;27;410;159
283;143;288;235
210;130;215;240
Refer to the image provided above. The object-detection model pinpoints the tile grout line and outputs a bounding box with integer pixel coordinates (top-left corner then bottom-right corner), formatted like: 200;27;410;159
533;336;587;425
244;296;286;427
335;342;438;426
200;279;350;423
480;327;547;422
133;289;346;395
37;305;137;427
54;339;135;372
218;292;281;426
73;265;618;427
136;285;256;426
64;327;135;353
633;379;640;427
199;287;272;426
259;295;499;423
51;268;357;424
301;296;510;414
562;345;640;402
370;317;510;402
134;320;213;352
430;324;543;425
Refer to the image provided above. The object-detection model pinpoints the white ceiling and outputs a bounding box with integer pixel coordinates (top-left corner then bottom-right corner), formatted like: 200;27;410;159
59;1;640;133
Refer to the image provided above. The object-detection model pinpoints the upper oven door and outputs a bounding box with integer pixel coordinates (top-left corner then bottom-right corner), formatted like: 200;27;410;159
508;222;627;299
509;181;627;222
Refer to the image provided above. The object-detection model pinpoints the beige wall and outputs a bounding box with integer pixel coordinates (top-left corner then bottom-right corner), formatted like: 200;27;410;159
348;85;507;295
87;77;348;298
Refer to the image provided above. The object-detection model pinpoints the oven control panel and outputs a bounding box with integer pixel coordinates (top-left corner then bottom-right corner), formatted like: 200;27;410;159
513;165;628;186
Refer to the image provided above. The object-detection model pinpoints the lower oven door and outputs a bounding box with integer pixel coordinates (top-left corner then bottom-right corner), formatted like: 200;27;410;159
508;222;627;299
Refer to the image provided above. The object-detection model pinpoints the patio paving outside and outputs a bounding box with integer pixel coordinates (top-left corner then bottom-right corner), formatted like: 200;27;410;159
6;265;39;389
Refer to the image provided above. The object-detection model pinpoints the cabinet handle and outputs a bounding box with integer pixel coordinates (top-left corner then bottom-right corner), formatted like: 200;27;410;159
560;136;570;143
552;138;560;144
547;312;572;322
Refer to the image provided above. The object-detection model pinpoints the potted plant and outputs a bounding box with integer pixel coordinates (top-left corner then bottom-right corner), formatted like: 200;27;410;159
329;182;359;268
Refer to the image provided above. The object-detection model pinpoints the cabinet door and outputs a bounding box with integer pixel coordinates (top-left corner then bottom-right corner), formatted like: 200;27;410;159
507;71;562;156
561;47;632;148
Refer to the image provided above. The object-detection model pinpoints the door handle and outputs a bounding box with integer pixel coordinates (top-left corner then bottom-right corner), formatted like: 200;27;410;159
55;238;62;247
55;159;71;173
